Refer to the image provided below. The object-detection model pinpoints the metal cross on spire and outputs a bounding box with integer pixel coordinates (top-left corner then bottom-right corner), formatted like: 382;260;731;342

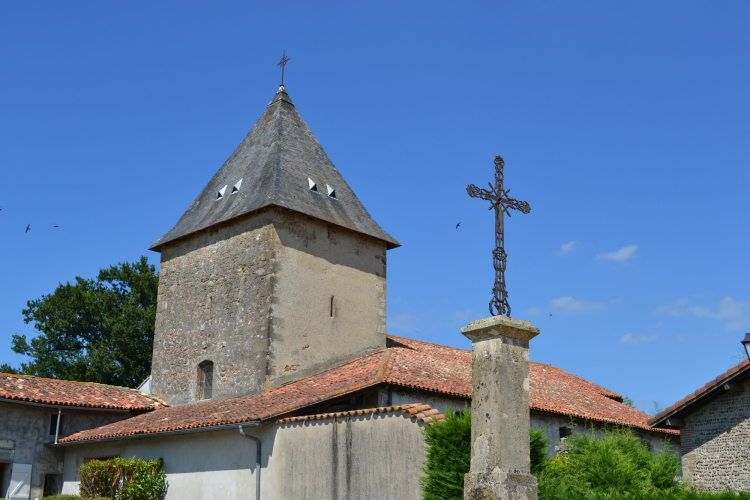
467;156;531;318
277;50;291;87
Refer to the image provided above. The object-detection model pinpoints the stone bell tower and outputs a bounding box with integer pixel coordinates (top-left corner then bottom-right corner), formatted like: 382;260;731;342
149;86;399;406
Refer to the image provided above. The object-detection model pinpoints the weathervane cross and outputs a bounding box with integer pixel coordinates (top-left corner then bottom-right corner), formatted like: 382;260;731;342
277;50;291;86
467;156;531;318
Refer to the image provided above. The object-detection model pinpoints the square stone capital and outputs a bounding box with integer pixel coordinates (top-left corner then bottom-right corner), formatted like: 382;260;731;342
461;315;540;342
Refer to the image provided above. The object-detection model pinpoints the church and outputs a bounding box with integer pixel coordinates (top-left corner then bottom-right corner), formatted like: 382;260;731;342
2;83;676;500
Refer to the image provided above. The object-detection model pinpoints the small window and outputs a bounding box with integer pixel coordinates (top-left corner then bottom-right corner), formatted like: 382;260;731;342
326;184;336;199
559;426;572;439
231;179;243;194
216;185;227;201
197;360;214;400
330;296;335;318
308;178;319;193
49;414;63;435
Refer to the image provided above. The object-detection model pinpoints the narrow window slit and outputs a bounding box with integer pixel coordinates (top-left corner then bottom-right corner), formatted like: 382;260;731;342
197;360;214;400
330;296;335;317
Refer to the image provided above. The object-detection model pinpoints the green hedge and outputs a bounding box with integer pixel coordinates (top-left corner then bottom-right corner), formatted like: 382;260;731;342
421;409;750;500
77;457;166;500
420;408;548;500
40;496;111;500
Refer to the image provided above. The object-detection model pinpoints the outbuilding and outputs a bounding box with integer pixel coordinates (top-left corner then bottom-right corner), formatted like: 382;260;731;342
650;358;750;492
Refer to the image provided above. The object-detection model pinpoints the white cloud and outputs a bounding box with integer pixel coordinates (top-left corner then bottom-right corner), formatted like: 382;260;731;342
619;333;658;345
596;244;638;261
525;307;542;316
550;296;604;314
559;240;578;255
656;296;748;332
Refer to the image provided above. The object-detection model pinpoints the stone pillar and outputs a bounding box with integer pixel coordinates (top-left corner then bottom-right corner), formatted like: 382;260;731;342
461;315;540;500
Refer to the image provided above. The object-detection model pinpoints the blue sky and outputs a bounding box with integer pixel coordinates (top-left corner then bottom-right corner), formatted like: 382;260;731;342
0;1;747;414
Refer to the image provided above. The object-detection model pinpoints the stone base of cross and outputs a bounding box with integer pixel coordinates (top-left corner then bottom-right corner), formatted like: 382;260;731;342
461;315;541;500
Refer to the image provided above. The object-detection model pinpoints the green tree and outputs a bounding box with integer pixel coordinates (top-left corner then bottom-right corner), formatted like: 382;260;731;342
11;257;158;387
0;363;22;374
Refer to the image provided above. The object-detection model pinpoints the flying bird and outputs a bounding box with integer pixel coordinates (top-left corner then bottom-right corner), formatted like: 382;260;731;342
549;313;553;317
455;222;461;229
25;224;30;233
54;223;59;228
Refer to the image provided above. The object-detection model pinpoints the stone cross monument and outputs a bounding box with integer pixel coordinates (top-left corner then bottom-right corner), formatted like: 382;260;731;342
463;156;539;500
467;155;531;318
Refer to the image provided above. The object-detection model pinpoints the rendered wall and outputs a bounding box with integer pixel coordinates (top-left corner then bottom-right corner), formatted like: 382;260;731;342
680;380;750;492
0;402;129;498
531;411;680;459
378;388;467;416
269;413;424;499
60;428;258;499
61;413;425;500
151;208;388;405
268;209;387;388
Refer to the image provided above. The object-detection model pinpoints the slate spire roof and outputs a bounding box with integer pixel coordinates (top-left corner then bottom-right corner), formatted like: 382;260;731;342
150;86;399;251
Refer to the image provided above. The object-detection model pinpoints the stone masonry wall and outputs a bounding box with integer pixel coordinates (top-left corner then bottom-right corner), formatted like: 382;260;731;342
0;401;131;498
151;207;388;405
681;381;750;492
151;210;275;405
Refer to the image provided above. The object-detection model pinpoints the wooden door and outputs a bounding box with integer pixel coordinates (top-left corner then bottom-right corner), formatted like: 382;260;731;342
7;463;32;500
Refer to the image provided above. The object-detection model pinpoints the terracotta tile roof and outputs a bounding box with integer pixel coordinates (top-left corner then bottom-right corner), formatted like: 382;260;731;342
385;336;671;434
59;335;671;443
648;359;750;428
0;372;165;411
277;403;445;426
59;351;389;443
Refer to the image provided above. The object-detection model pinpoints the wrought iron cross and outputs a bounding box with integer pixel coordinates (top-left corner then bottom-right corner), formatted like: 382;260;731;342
467;156;531;318
277;50;291;86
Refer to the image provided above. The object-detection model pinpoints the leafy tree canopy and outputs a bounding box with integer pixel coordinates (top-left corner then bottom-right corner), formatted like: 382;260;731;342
11;257;158;388
0;363;22;374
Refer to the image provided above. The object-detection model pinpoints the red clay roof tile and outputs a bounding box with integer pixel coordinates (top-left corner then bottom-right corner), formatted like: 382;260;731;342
59;336;670;443
0;373;165;411
277;403;444;426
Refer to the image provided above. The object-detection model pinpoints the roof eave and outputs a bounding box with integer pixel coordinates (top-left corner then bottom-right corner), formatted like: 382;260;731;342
649;362;750;429
149;203;400;253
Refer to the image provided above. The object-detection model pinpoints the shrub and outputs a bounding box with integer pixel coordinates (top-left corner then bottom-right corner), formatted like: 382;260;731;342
77;457;166;500
42;496;111;500
421;408;548;500
537;426;683;499
421;408;471;500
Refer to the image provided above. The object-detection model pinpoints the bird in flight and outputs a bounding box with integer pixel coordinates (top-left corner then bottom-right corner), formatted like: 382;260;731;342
549;313;553;317
54;223;59;228
25;224;30;233
456;222;461;229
